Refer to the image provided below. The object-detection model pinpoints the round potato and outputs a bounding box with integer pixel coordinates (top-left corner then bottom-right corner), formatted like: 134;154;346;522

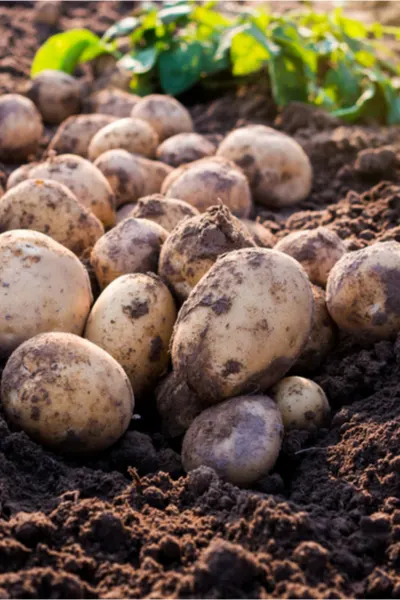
217;125;312;207
116;203;136;223
0;230;92;356
130;194;199;232
91;217;168;289
88;117;159;161
49;114;117;157
241;219;276;248
182;395;284;486
1;332;133;453
156;133;216;167
159;204;256;302
7;163;37;190
26;70;81;124
272;376;330;430
0;94;43;162
172;248;313;403
88;88;140;117
131;94;193;142
156;372;205;438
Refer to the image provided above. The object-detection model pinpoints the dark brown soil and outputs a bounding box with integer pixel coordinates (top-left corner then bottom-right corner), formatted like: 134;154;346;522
0;2;399;599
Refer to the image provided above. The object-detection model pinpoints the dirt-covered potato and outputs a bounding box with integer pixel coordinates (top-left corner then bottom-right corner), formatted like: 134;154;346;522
49;114;117;157
275;228;346;288
7;163;37;189
1;332;133;453
326;241;400;339
116;203;136;223
94;149;172;207
156;372;205;439
91;217;168;289
0;94;43;162
172;248;313;403
0;230;92;356
34;0;61;25
182;395;284;486
271;376;330;431
85;273;176;397
159;204;256;302
161;157;252;217
26;70;81;124
156;133;216;167
88;88;140;117
217;125;312;207
130;194;199;232
131;94;193;142
241;219;276;248
88;117;159;161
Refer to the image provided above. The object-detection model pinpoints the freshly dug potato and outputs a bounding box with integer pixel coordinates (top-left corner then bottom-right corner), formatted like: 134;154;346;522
0;230;92;356
116;203;136;223
156;372;205;438
7;163;37;189
26;70;81;124
241;219;276;248
161;157;252;217
172;248;313;403
271;376;330;430
131;94;193;143
0;179;104;256
159;204;256;302
217;125;312;207
94;149;172;207
49;114;117;157
326;241;400;339
88;117;159;161
130;194;199;232
88;88;140;117
0;94;43;162
1;332;133;453
182;395;284;486
85;273;176;396
275;228;346;288
156;133;216;167
91;217;168;288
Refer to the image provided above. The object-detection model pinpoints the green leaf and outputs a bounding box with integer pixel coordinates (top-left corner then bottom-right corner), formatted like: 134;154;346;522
31;29;100;76
158;4;192;25
201;40;230;74
268;53;309;105
230;30;270;76
331;82;378;122
192;5;232;29
119;47;158;74
324;58;361;107
102;17;140;42
159;41;203;94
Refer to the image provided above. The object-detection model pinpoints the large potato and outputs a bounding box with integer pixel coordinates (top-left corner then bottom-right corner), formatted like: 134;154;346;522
241;219;276;248
88;117;159;160
156;372;204;438
49;114;117;157
1;332;133;453
172;248;313;403
130;194;199;232
0;230;92;356
182;395;284;486
131;94;193;142
88;88;140;117
85;273;176;397
156;133;216;167
26;70;81;124
272;376;330;431
0;94;43;162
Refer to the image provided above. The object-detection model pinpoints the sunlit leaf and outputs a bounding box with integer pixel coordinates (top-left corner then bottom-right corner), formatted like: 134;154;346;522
159;41;203;94
31;29;101;76
102;17;140;42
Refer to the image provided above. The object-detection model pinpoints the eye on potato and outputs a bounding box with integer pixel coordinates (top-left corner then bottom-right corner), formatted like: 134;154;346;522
271;376;330;431
156;372;205;439
88;117;159;161
88;88;140;117
130;194;199;232
1;332;133;453
172;248;313;403
26;69;81;124
241;219;276;248
182;395;284;486
0;94;43;162
131;94;193;142
49;114;117;157
156;133;216;167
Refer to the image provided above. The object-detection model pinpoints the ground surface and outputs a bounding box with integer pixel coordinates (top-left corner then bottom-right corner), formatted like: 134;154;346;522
0;2;399;599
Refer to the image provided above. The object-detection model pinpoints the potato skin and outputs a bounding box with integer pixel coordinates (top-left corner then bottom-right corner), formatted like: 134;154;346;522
26;70;81;125
156;133;216;167
241;219;276;248
1;332;133;453
182;395;284;486
88;117;159;161
156;372;205;438
88;88;140;117
7;163;37;190
117;203;136;223
172;248;313;403
0;94;43;162
0;230;92;357
49;114;117;157
130;194;199;232
272;376;330;430
131;94;193;142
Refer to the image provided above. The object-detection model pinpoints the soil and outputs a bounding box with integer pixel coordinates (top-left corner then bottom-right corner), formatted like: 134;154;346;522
0;2;400;599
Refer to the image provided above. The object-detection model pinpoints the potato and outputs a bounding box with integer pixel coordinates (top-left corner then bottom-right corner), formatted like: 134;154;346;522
131;94;193;142
241;219;276;248
130;193;199;232
88;88;140;117
0;230;92;357
116;203;136;223
156;133;216;167
88;117;159;161
94;149;172;207
275;228;346;288
216;125;312;207
0;179;104;256
26;70;81;125
49;114;117;157
156;372;205;438
159;204;256;302
7;163;37;189
182;395;283;486
91;217;168;289
0;94;43;162
0;183;3;199
326;241;400;339
85;273;176;397
172;248;313;403
271;376;330;431
161;157;252;217
1;332;133;453
34;0;62;25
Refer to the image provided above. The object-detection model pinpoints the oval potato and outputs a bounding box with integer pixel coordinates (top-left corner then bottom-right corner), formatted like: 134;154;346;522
130;194;199;232
0;94;43;162
131;94;193;142
272;376;330;430
26;69;81;124
156;133;215;167
49;114;117;157
88;117;159;161
88;88;140;117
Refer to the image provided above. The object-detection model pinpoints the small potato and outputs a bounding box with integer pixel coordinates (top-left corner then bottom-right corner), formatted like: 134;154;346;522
0;230;92;356
131;94;193;142
88;117;159;161
88;88;140;117
0;94;43;162
156;133;216;167
161;157;252;217
271;376;330;430
156;372;205;438
217;125;312;207
49;114;117;157
241;219;276;248
1;332;133;453
172;248;313;403
130;193;199;232
159;204;256;302
275;227;346;288
326;241;400;339
182;395;284;486
85;273;176;397
91;217;168;289
26;70;81;125
0;179;104;256
34;0;62;25
116;203;136;223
